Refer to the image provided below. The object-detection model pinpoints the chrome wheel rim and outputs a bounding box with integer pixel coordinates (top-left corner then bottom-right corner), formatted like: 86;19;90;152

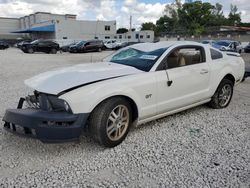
106;105;129;141
218;84;232;107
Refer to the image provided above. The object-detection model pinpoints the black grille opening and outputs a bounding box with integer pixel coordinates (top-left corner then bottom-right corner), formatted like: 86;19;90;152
42;121;74;127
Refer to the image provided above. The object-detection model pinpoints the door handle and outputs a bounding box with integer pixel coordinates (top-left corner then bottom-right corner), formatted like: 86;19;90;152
200;69;209;74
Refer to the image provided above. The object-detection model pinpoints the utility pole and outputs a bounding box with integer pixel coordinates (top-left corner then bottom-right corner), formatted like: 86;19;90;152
129;15;132;31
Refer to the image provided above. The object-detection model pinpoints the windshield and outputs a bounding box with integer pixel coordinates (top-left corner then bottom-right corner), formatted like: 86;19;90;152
216;41;230;46
109;47;167;71
201;41;210;44
76;41;86;46
31;40;40;44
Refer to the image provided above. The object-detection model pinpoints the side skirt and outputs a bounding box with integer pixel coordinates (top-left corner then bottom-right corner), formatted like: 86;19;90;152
137;98;211;126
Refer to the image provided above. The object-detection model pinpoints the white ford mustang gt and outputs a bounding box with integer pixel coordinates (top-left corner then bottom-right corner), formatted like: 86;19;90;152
3;41;245;147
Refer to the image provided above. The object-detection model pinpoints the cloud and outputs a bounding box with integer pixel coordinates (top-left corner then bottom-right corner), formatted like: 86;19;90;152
95;0;117;21
124;0;137;7
120;1;166;29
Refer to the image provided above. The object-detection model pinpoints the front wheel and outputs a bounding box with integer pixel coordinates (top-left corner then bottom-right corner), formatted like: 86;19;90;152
50;48;57;54
209;79;234;109
89;97;132;147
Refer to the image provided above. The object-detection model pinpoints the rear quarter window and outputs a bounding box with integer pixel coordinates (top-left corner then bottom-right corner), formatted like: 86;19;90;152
210;48;223;60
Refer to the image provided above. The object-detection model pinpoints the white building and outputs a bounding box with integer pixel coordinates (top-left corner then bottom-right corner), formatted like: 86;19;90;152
114;30;154;43
0;12;116;41
0;12;154;44
0;17;22;39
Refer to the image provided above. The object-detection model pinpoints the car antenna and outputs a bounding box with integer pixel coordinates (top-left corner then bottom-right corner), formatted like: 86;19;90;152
165;65;173;86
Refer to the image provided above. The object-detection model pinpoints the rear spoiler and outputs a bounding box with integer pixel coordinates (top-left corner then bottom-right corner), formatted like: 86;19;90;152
226;52;241;57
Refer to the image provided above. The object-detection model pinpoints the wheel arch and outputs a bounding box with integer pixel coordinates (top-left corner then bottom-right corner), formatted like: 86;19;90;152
222;73;235;85
90;95;139;124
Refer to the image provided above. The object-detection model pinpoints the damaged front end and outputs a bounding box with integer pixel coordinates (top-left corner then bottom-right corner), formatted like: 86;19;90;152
2;91;89;143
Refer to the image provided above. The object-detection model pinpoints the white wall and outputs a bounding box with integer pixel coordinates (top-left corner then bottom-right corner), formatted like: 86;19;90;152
55;19;116;40
20;12;76;29
115;30;154;42
0;17;23;39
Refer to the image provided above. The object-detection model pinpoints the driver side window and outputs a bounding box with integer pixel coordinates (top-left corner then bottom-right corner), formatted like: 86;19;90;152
164;46;205;69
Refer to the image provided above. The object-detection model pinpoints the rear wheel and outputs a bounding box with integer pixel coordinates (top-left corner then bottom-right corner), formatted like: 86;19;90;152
89;97;132;147
27;48;34;54
209;79;233;109
97;47;102;52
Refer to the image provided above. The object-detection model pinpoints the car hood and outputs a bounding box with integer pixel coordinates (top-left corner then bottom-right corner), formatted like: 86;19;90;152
25;62;143;95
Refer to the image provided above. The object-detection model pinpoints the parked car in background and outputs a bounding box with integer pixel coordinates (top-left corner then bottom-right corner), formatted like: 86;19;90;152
0;40;9;50
2;41;245;147
60;42;77;52
213;40;243;53
244;42;250;53
21;40;60;54
201;40;215;45
69;40;104;53
104;40;122;50
115;41;142;50
17;40;32;49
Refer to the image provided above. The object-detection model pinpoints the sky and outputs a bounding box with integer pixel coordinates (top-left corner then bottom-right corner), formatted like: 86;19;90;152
0;0;249;29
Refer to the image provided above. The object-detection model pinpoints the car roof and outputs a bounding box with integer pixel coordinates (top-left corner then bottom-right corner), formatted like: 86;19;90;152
87;40;102;42
217;40;234;43
130;41;205;52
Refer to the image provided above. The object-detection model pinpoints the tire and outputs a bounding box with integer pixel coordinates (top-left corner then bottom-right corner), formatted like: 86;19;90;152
208;79;234;109
27;48;34;54
239;49;242;54
89;97;132;147
50;48;57;54
97;47;102;52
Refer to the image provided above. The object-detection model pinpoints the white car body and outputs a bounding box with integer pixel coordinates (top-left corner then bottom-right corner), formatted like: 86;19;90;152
214;40;244;53
25;41;245;125
104;40;122;49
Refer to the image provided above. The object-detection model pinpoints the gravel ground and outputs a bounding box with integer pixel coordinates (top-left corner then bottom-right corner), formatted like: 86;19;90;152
0;48;249;187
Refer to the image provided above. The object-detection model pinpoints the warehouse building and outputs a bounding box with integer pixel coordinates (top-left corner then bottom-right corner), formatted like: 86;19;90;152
0;12;116;41
0;17;22;39
0;12;154;44
115;30;154;43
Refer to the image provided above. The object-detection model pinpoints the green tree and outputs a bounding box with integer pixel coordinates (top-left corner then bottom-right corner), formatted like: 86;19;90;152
228;4;241;26
141;22;156;31
140;1;245;36
154;1;180;35
178;1;214;35
213;3;223;16
155;15;177;34
209;3;227;26
116;28;128;34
